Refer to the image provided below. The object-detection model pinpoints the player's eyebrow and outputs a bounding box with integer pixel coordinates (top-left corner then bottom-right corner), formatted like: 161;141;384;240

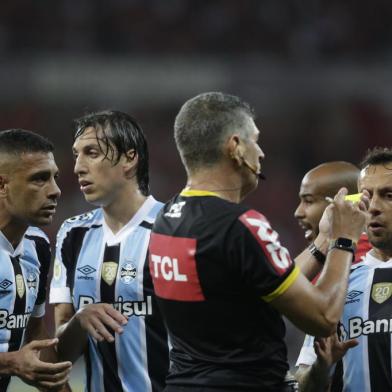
28;169;52;181
73;142;101;152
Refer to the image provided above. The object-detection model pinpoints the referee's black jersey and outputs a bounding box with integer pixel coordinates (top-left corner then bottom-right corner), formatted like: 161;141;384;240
149;190;300;391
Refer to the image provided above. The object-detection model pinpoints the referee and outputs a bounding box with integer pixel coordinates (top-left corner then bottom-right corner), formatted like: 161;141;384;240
149;92;368;392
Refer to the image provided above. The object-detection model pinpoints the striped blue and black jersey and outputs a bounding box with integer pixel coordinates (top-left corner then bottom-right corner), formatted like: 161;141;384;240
296;251;392;391
49;196;169;392
0;227;51;391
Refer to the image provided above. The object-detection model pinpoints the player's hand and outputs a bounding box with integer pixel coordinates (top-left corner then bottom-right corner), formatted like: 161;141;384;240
12;338;72;390
75;303;128;342
319;187;367;242
314;333;358;369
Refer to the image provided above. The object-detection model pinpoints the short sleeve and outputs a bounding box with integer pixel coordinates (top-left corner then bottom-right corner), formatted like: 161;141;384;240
295;334;317;367
27;233;51;318
49;223;72;304
228;209;299;301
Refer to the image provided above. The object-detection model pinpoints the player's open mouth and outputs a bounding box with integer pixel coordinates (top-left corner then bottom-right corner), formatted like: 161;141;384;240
79;180;93;192
298;221;313;241
304;229;314;240
368;221;385;234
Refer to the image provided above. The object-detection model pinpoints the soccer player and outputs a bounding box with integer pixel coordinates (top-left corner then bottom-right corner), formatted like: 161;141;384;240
0;129;71;391
296;147;392;391
50;111;169;392
148;92;368;392
295;161;371;274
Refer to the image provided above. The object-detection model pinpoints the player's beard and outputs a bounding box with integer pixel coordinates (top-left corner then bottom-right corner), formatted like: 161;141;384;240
369;231;392;255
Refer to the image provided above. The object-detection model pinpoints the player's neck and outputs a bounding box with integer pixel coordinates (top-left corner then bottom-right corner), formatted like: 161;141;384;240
102;188;147;234
371;247;392;262
187;167;242;203
0;217;27;249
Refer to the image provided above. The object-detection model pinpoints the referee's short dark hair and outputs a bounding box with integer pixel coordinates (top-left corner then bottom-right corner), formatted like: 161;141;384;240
74;110;150;196
174;92;254;173
0;129;53;155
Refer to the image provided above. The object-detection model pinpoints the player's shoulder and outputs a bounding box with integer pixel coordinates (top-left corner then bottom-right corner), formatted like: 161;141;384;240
25;226;50;244
56;209;102;248
58;209;102;237
145;196;164;220
64;209;102;227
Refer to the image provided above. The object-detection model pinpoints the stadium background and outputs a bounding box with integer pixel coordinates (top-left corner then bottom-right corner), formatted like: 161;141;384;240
2;1;391;390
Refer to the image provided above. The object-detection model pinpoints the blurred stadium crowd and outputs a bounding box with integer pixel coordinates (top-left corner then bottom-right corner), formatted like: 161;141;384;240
1;0;392;57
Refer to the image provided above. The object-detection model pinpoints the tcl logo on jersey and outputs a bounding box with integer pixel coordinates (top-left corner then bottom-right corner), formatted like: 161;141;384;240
149;233;205;301
150;255;188;282
239;210;292;275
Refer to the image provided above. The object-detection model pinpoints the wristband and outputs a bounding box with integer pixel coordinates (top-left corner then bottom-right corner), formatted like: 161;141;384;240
308;243;326;264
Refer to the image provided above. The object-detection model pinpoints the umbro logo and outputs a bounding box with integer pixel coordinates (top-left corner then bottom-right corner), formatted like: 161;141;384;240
77;265;96;276
346;290;363;304
347;290;363;300
0;279;12;290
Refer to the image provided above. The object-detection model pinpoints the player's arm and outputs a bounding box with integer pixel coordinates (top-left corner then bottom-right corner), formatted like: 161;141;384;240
55;302;86;363
294;234;329;280
14;231;72;391
0;316;72;391
55;302;127;363
296;364;329;392
296;334;358;392
50;222;90;363
24;316;72;392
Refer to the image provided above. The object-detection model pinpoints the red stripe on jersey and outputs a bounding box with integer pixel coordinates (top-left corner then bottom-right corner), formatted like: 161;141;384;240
354;232;372;264
239;210;293;276
149;233;205;301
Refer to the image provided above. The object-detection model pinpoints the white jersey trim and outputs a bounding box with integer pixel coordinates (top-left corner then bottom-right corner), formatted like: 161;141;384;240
49;287;72;304
295;339;317;367
102;196;157;246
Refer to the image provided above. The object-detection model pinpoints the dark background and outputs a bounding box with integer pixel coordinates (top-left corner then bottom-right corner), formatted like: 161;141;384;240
2;0;391;383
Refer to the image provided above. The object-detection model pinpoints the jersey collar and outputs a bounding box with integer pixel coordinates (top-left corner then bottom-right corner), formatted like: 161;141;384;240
102;195;157;245
0;230;24;257
362;250;392;268
180;189;220;197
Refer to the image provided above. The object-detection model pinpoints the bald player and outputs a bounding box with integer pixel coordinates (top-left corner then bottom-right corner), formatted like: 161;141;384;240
295;162;360;244
295;162;370;273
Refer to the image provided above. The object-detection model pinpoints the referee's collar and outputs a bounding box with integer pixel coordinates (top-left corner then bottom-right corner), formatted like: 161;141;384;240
180;189;220;197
